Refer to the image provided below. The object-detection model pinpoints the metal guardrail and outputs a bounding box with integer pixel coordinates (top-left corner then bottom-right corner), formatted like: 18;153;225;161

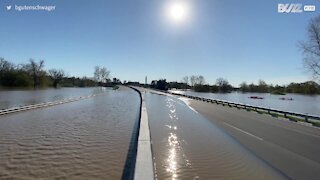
0;94;99;116
164;91;320;126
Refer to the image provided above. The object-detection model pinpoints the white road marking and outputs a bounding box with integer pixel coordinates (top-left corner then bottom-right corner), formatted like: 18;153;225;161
223;122;264;141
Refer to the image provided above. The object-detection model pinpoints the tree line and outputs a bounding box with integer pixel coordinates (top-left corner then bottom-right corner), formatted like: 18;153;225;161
0;58;115;89
150;76;233;93
239;80;320;94
148;76;320;95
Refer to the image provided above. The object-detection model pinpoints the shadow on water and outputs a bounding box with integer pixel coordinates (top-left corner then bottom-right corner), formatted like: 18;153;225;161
121;87;142;180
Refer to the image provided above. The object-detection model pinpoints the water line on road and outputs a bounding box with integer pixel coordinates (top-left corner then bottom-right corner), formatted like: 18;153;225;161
178;97;198;114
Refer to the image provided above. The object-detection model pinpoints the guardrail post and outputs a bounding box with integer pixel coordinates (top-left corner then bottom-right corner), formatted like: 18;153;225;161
305;114;309;123
170;91;320;126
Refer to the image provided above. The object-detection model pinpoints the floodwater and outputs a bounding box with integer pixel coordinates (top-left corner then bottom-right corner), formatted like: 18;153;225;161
0;86;140;179
146;92;286;179
0;87;106;110
170;90;320;116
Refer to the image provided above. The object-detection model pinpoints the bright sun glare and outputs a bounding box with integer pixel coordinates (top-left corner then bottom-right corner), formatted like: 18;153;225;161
166;1;190;24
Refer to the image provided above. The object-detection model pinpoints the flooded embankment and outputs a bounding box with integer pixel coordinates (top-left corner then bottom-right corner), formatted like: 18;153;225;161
0;87;105;110
146;92;287;179
0;86;140;179
170;90;320;116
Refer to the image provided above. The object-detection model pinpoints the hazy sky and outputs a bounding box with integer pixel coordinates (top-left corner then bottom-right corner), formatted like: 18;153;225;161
0;0;319;86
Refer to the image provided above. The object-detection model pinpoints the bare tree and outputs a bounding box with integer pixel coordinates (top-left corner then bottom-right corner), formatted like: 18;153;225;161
94;66;101;83
216;77;232;92
190;75;196;86
182;76;189;84
0;58;14;73
181;76;189;89
300;15;320;80
197;75;205;85
100;67;110;83
26;59;45;89
94;66;111;85
239;82;249;92
216;77;227;87
49;69;65;88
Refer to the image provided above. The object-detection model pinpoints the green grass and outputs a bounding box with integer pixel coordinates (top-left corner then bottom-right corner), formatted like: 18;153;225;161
253;109;320;126
112;85;119;90
271;90;286;95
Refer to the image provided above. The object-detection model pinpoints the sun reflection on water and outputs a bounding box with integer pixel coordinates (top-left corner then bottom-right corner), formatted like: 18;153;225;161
166;98;181;179
163;97;196;179
167;132;179;179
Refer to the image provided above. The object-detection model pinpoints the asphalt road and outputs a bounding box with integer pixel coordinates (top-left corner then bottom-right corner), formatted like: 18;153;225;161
189;99;320;180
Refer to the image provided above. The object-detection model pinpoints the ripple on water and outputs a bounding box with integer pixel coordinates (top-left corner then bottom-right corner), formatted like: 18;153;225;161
0;87;140;179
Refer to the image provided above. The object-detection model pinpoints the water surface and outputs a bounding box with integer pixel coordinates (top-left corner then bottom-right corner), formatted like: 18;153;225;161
170;90;320;116
0;87;140;179
0;87;107;110
146;92;286;179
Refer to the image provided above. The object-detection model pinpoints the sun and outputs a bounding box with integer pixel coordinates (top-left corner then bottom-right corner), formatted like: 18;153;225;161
165;1;190;24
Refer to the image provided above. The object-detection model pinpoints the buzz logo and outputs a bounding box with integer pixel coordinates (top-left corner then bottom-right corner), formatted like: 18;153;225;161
278;4;303;13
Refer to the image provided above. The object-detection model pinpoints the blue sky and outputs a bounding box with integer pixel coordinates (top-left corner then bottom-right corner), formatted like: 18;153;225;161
0;0;319;86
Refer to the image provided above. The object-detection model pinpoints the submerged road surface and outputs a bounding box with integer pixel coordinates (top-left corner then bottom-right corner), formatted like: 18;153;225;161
144;90;286;179
0;86;140;179
189;98;320;180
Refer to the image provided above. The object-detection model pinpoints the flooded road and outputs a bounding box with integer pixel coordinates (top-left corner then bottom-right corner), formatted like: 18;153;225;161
0;87;105;110
170;90;320;116
0;87;140;179
146;92;286;179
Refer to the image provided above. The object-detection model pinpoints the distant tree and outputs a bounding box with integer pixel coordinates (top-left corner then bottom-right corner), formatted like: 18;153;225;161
182;76;189;84
168;81;187;89
49;69;65;88
258;80;269;92
0;58;14;73
112;77;121;84
287;81;320;94
216;78;232;92
239;82;249;92
25;59;45;88
150;80;157;88
190;75;197;87
100;67;110;83
94;66;101;83
181;76;189;89
300;15;320;80
248;83;255;92
94;66;110;85
197;75;205;85
194;84;210;92
156;79;168;90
